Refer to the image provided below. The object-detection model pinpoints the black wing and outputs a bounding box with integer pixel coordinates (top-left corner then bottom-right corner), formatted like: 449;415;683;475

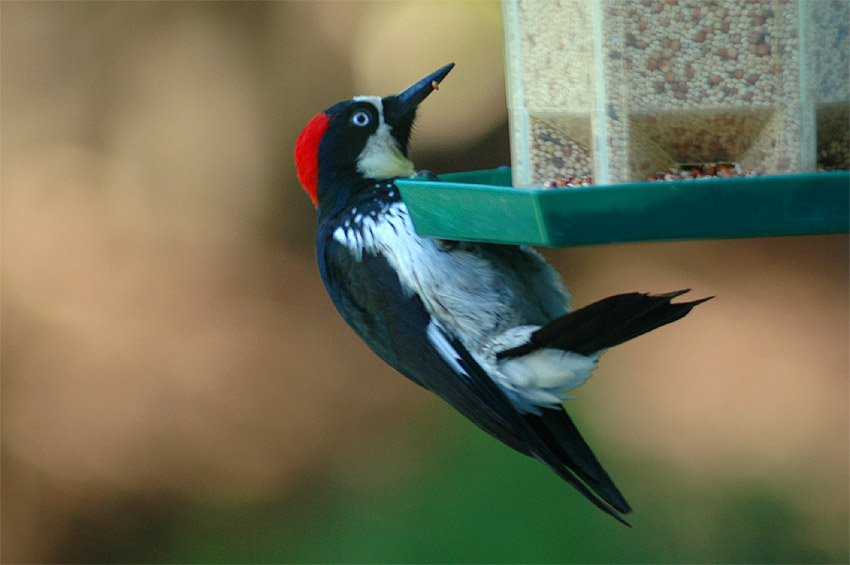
318;238;632;524
318;236;529;453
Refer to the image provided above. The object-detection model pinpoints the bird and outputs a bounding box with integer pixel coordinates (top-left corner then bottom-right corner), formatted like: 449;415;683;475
294;62;709;525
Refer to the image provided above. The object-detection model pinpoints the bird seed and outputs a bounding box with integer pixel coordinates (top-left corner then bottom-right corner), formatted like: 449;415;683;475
503;0;850;187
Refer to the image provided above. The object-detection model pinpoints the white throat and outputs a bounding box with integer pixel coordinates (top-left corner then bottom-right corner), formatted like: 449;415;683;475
353;96;415;180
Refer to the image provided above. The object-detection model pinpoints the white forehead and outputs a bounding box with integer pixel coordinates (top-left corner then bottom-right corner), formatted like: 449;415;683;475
352;96;383;117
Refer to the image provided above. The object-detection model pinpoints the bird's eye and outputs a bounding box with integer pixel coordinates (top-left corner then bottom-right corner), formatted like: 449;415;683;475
350;111;371;127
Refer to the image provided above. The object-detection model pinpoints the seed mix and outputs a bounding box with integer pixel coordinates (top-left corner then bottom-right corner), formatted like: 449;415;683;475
505;0;849;187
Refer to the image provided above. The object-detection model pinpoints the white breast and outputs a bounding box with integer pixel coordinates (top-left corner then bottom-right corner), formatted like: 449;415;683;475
334;202;517;342
333;202;597;414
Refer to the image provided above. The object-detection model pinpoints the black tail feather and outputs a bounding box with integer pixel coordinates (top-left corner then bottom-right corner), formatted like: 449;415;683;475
527;408;632;516
470;290;709;525
446;330;633;526
498;290;711;358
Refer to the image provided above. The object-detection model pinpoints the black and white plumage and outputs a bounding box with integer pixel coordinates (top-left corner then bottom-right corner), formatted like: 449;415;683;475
295;63;709;525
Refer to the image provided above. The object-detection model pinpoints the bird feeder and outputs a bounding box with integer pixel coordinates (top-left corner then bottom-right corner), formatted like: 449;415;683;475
396;0;849;247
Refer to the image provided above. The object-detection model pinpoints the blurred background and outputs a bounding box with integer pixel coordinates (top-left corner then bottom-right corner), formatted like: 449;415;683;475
2;2;847;563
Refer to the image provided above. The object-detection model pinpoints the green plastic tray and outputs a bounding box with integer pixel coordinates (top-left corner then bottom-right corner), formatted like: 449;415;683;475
395;169;850;247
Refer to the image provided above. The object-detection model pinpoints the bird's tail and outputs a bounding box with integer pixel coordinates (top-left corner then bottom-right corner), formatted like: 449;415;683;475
497;290;712;359
494;290;710;525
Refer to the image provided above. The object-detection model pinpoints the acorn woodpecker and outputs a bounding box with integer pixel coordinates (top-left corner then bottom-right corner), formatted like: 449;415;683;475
294;63;709;525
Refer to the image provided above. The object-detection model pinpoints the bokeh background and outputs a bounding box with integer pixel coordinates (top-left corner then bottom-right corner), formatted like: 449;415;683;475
2;2;848;563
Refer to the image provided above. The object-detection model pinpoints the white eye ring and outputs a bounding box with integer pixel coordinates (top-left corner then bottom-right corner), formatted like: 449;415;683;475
351;110;371;127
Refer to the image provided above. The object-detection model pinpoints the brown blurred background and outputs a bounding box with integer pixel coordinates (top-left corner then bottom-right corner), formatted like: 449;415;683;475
2;2;848;563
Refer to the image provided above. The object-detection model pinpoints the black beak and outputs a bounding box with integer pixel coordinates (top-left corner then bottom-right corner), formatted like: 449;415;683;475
396;62;455;113
382;63;454;154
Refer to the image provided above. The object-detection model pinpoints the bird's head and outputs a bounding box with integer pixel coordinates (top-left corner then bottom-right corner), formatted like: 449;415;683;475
295;63;454;208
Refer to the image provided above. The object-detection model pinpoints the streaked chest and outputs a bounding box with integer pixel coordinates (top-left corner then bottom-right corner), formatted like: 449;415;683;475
330;200;523;348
